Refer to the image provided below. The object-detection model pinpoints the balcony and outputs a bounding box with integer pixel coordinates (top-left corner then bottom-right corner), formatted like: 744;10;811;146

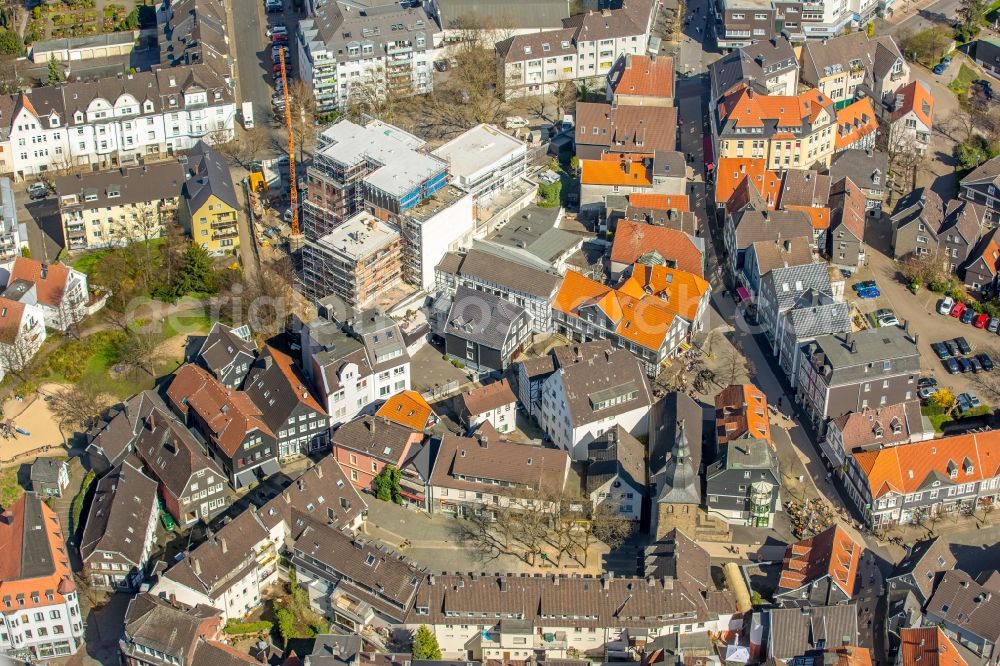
212;230;239;240
210;217;237;229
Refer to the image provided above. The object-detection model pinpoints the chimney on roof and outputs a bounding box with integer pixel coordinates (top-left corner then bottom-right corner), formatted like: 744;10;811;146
220;537;227;554
263;355;273;370
40;263;48;279
192;558;202;576
315;464;323;479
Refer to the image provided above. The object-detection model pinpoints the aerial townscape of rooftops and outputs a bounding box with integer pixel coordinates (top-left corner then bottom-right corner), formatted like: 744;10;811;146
0;0;999;663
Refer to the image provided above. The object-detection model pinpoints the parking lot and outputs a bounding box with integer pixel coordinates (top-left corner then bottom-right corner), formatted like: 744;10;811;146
850;247;1000;402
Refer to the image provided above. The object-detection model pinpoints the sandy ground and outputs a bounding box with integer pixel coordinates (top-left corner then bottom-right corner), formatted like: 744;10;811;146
0;383;70;464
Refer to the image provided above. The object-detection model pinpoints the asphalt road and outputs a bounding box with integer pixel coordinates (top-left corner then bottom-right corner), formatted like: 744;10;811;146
883;0;960;36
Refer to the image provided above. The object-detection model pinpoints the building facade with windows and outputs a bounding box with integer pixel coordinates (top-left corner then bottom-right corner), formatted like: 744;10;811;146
0;65;235;181
0;493;85;661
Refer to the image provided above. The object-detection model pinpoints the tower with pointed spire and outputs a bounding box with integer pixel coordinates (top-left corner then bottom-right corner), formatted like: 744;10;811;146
652;420;704;539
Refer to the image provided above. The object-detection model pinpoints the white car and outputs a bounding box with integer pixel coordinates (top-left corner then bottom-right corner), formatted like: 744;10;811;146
938;296;955;315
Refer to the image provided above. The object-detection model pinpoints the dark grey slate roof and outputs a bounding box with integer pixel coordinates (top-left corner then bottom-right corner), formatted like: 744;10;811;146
785;290;852;340
79;461;158;565
804;327;920;386
29;458;64;485
244;345;327;434
86;391;163;466
122;593;220;662
764;262;832;312
586;425;646;495
195;322;256;384
888;537;956;602
732;209;813;252
308;634;363;666
452;243;562;299
445;284;526;350
651;391;704;474
768;605;859;660
555;348;652;428
709;36;798;101
436;0;568;30
829;149;890;192
657;420;701;504
181;140;239;212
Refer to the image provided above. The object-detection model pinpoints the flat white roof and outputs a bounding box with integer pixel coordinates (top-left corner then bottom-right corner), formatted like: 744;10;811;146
317;119;446;198
316;211;399;261
432;124;526;182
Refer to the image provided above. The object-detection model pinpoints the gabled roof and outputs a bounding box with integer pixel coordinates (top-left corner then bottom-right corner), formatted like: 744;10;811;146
332;415;420;465
715;384;771;443
195;322;256;384
830;149;890;193
80;461;158;565
830;177;867;240
852;430;1000;499
181;140;239;212
891;80;934;128
257;455;367;531
777;524;863;597
627;193;690;211
0;493;75;610
432;432;570;497
750;236;814;276
462;379;517;418
166;363;274;457
731;209;814;251
899;627;967;666
122;593;220;663
446;284;526;350
708;36;798;101
575;102;678;153
926;570;1000;645
587;425;645;495
889;537;956;601
611;220;703;276
714;158;781;208
966;227;1000;277
718;86;835;130
6;257;75;308
243;345;327;433
549;347;652;428
767;605;859;660
962;155;1000;189
829;400;925;451
607;53;674;100
376;391;435;431
835;98;878;150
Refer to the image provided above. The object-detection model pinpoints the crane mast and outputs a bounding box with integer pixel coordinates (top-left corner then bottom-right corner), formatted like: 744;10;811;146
278;48;299;238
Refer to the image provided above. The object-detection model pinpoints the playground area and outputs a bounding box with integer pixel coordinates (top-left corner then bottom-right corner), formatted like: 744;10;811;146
0;384;68;467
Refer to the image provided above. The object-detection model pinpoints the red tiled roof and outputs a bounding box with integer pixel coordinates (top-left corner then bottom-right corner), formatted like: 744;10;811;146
581;157;652;186
0;494;76;611
719;85;835;129
462;379;517;417
891;80;934;128
778;524;862;596
8;257;72;308
714;158;781;207
611;220;703;276
835;98;878;150
609;54;674;100
627;193;690;211
0;297;26;345
376;391;435;431
714;384;771;444
899;628;966;666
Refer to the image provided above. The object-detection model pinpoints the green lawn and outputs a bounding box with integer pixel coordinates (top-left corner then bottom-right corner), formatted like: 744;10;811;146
0;466;23;509
949;64;980;97
985;0;1000;24
70;238;167;276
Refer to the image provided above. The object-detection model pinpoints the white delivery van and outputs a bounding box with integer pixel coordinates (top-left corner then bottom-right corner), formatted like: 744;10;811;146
241;101;255;129
505;116;529;129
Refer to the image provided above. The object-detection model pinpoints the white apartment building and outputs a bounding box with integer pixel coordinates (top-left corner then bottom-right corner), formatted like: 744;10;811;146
301;312;411;426
0;297;46;383
0;493;85;661
538;348;652;460
297;1;440;113
0;179;28;263
55;161;185;252
431;124;527;202
401;184;475;290
0;64;235;181
460;379;517;434
2;257;89;332
496;0;658;97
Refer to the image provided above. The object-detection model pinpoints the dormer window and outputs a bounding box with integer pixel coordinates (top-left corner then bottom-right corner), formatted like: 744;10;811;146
143;101;154;112
50;116;59;128
106;187;120;198
74;111;83;123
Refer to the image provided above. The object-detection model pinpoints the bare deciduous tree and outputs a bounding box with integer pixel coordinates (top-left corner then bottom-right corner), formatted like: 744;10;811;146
117;330;159;377
0;331;39;382
49;377;108;430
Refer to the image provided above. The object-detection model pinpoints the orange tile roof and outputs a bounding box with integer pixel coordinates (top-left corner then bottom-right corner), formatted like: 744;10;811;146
0;297;26;344
376;390;435;431
554;265;708;352
899;628;967;666
264;345;325;414
581;158;652;187
827;647;874;666
610;220;703;276
0;494;76;611
714;383;771;444
852;430;1000;500
8;257;73;308
778;524;862;596
891;80;934;128
610;54;674;100
714;158;781;206
719;85;835;129
618;263;709;322
835;98;878;150
627;193;690;212
784;204;830;230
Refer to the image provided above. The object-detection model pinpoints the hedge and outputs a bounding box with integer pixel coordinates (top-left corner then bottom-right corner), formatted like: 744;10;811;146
223;620;273;636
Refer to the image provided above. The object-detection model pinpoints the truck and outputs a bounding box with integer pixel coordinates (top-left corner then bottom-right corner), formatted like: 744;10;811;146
241;101;254;129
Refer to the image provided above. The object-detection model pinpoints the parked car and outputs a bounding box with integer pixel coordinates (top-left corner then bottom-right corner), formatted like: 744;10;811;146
955;337;973;355
854;280;877;291
918;377;938;389
989;317;1000;333
971;356;984;373
931;341;950;359
975;313;990;328
951;302;967;318
933;55;952;75
959;357;974;373
958;392;983;412
267;24;287;37
876;309;899;327
978;353;995;371
946;357;961;374
961;308;976;325
27;182;48;200
939;296;955;315
945;339;961;356
918;385;940;400
857;286;880;299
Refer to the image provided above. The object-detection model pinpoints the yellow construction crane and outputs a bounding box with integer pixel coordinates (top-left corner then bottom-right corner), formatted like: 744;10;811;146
277;49;302;244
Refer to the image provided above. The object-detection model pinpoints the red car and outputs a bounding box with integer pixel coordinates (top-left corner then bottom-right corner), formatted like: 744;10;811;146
951;302;967;318
975;313;990;328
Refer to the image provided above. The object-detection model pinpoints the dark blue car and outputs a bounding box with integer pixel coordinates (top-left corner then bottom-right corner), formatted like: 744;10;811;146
946;357;961;374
